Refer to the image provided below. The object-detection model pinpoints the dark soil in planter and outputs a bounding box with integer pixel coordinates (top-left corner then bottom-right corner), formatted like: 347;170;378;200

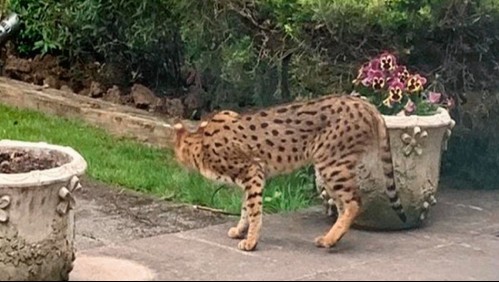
0;149;67;173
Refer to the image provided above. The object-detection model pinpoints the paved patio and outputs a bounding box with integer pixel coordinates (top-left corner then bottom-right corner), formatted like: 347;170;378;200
70;186;499;281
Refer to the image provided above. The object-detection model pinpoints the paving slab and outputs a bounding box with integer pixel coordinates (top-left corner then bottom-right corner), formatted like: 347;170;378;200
73;177;229;250
70;186;499;281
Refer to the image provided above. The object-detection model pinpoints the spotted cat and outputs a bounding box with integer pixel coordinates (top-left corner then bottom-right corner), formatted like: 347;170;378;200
172;94;406;251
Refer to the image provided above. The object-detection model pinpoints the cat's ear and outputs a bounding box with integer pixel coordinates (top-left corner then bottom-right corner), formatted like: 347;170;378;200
173;123;184;131
199;121;208;128
173;122;186;135
194;121;208;133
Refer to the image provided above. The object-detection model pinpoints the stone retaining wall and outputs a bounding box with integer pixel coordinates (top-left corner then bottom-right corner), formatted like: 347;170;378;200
0;77;176;149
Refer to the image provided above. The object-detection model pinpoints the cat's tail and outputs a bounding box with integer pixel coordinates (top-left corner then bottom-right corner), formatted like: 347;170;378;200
369;106;407;223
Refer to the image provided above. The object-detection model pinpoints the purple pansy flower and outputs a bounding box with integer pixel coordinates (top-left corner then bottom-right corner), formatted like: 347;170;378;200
379;52;397;72
404;99;416;115
428;91;442;104
388;79;404;103
393;65;410;83
406;74;427;93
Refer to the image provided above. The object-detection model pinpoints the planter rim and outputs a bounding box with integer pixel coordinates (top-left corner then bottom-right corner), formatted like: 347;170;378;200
383;107;454;129
0;139;87;188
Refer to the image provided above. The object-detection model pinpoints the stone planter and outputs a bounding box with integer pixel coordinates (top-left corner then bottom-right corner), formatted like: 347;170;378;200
320;107;455;230
0;140;87;281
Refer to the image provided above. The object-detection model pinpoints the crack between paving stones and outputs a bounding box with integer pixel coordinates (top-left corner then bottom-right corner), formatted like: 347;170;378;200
173;233;274;259
291;258;381;281
440;200;491;214
77;232;105;243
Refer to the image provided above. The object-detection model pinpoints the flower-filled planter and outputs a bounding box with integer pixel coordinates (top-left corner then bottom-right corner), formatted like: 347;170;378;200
319;52;456;230
0;140;87;281
353;107;455;230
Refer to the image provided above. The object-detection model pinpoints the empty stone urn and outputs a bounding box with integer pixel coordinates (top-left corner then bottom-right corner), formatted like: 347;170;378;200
319;107;455;230
0;140;87;281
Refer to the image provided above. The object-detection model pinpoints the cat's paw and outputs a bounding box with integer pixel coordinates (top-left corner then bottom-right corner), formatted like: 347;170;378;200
314;235;336;248
237;239;258;251
228;227;246;239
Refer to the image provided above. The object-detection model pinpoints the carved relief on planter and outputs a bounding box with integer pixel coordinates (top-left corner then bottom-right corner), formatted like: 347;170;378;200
401;126;428;157
0;195;11;223
442;119;456;151
57;176;82;216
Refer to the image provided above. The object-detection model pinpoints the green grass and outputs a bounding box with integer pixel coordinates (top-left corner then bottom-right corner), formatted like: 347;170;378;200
0;103;319;214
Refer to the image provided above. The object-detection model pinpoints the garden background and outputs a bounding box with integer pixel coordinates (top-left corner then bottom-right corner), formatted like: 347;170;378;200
1;0;498;203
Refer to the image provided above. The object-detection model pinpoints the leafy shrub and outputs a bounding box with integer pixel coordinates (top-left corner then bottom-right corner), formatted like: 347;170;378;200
8;0;69;54
177;0;499;113
9;0;184;90
8;0;499;106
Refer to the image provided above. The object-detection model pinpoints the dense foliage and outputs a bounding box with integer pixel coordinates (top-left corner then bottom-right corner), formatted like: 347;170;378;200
4;0;499;188
7;0;499;109
9;0;183;90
